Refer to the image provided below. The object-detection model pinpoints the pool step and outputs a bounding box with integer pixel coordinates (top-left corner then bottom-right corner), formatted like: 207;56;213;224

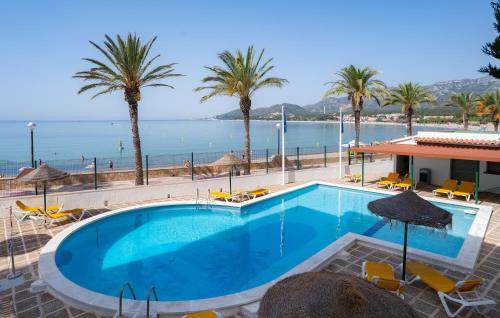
112;312;157;318
363;219;389;237
241;301;260;318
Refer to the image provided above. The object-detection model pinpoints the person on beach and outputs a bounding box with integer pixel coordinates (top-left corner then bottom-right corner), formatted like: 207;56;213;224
108;160;113;170
81;154;85;162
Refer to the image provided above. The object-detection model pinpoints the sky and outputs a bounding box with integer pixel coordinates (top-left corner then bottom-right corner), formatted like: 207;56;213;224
1;0;497;120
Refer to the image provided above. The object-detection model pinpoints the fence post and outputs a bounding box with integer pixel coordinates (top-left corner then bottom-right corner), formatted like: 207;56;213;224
145;155;149;185
229;167;232;194
296;147;300;170
370;142;373;163
266;148;269;174
34;160;38;195
324;145;327;167
93;157;97;190
348;145;351;165
191;152;194;181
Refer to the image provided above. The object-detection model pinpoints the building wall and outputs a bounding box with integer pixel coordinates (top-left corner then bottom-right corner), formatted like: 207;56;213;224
401;157;499;191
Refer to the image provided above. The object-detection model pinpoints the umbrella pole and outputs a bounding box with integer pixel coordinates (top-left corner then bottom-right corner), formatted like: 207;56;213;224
43;183;47;212
402;221;408;280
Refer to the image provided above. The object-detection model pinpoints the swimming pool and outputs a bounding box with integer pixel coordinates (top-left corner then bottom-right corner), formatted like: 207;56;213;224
53;184;478;303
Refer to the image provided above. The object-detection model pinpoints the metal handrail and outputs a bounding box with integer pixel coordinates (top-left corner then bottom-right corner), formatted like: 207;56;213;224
118;282;136;317
146;286;159;318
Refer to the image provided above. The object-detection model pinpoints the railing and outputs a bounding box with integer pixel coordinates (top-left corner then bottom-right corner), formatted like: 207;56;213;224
146;286;159;318
118;282;136;317
0;144;387;198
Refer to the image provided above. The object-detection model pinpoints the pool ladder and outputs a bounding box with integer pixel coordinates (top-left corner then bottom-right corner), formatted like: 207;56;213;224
195;188;211;210
115;282;159;318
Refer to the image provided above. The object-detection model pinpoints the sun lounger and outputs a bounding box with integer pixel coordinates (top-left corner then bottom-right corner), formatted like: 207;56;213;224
15;200;63;220
210;191;248;202
376;172;399;189
246;188;270;199
449;181;475;202
393;178;412;191
361;261;405;298
183;311;222;318
345;173;362;183
432;179;458;198
406;260;495;317
39;208;88;227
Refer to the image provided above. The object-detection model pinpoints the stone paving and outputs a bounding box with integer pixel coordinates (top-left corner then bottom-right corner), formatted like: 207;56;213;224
1;181;499;318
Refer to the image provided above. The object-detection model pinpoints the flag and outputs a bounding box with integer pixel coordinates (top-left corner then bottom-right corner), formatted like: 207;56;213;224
283;108;287;133
340;111;344;134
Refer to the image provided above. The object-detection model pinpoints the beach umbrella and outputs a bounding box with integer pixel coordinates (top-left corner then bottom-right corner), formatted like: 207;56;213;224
211;152;245;167
367;190;452;280
18;164;68;212
258;272;418;318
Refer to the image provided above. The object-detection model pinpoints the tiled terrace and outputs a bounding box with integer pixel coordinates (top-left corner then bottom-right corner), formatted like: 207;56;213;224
1;181;499;318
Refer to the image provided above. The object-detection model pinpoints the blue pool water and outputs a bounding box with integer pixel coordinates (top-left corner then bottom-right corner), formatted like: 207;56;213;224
55;185;475;301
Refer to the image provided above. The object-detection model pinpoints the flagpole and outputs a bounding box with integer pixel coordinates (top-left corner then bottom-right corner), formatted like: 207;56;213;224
338;105;343;179
281;104;286;185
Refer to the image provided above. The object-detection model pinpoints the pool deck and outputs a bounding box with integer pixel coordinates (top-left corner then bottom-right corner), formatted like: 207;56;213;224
1;178;500;318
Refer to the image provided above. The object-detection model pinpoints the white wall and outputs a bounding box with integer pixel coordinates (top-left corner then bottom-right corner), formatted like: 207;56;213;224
403;157;499;192
0;160;394;212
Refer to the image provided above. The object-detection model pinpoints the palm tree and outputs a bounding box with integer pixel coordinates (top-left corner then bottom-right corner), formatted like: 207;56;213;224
477;91;500;131
74;34;182;185
325;65;386;147
383;82;435;136
195;46;287;174
445;92;477;130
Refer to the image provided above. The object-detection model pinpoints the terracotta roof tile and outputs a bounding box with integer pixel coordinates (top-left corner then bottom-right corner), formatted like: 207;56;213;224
415;137;500;147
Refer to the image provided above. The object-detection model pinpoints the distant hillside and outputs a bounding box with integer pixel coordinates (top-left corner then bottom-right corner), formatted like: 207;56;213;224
215;76;500;120
216;103;311;120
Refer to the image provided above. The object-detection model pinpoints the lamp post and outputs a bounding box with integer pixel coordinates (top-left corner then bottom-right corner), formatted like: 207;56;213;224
276;123;281;155
27;122;36;168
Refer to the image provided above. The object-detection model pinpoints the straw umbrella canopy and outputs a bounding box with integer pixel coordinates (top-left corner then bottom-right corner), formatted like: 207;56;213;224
18;164;68;212
367;190;452;280
258;272;419;318
211;153;245;171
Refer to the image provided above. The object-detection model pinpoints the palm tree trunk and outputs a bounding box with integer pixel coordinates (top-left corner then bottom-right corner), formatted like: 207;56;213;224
463;112;469;130
126;90;144;185
494;120;499;132
406;108;413;136
354;110;361;148
240;96;252;174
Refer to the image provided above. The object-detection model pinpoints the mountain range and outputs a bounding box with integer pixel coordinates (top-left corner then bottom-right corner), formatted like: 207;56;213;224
215;76;500;120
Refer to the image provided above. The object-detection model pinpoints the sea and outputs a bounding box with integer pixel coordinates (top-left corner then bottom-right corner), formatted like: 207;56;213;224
0;120;448;162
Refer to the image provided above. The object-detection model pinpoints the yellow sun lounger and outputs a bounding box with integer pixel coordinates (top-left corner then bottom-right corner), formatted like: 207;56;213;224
361;261;405;298
432;179;458;198
210;191;248;202
406;260;495;317
39;208;88;227
183;311;222;318
449;181;475;202
15;200;63;220
345;173;362;183
246;188;270;199
393;178;412;191
376;172;399;189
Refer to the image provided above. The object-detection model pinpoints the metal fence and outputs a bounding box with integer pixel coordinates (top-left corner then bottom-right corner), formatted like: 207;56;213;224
0;145;375;198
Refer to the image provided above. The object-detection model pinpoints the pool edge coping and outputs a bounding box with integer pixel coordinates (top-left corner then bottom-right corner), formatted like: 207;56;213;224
37;181;493;316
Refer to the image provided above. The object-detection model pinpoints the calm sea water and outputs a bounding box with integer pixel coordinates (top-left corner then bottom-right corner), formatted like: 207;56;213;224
0;120;448;162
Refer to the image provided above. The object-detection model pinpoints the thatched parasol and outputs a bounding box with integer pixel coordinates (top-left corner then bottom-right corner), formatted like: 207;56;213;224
368;190;452;280
258;272;418;318
18;164;68;212
211;153;245;167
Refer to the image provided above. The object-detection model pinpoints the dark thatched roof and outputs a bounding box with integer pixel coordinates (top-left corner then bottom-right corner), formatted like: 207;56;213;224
18;164;68;183
368;190;451;228
258;272;419;318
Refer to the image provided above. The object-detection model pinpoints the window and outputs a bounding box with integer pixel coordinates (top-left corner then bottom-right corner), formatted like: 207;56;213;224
451;159;476;182
486;162;500;175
